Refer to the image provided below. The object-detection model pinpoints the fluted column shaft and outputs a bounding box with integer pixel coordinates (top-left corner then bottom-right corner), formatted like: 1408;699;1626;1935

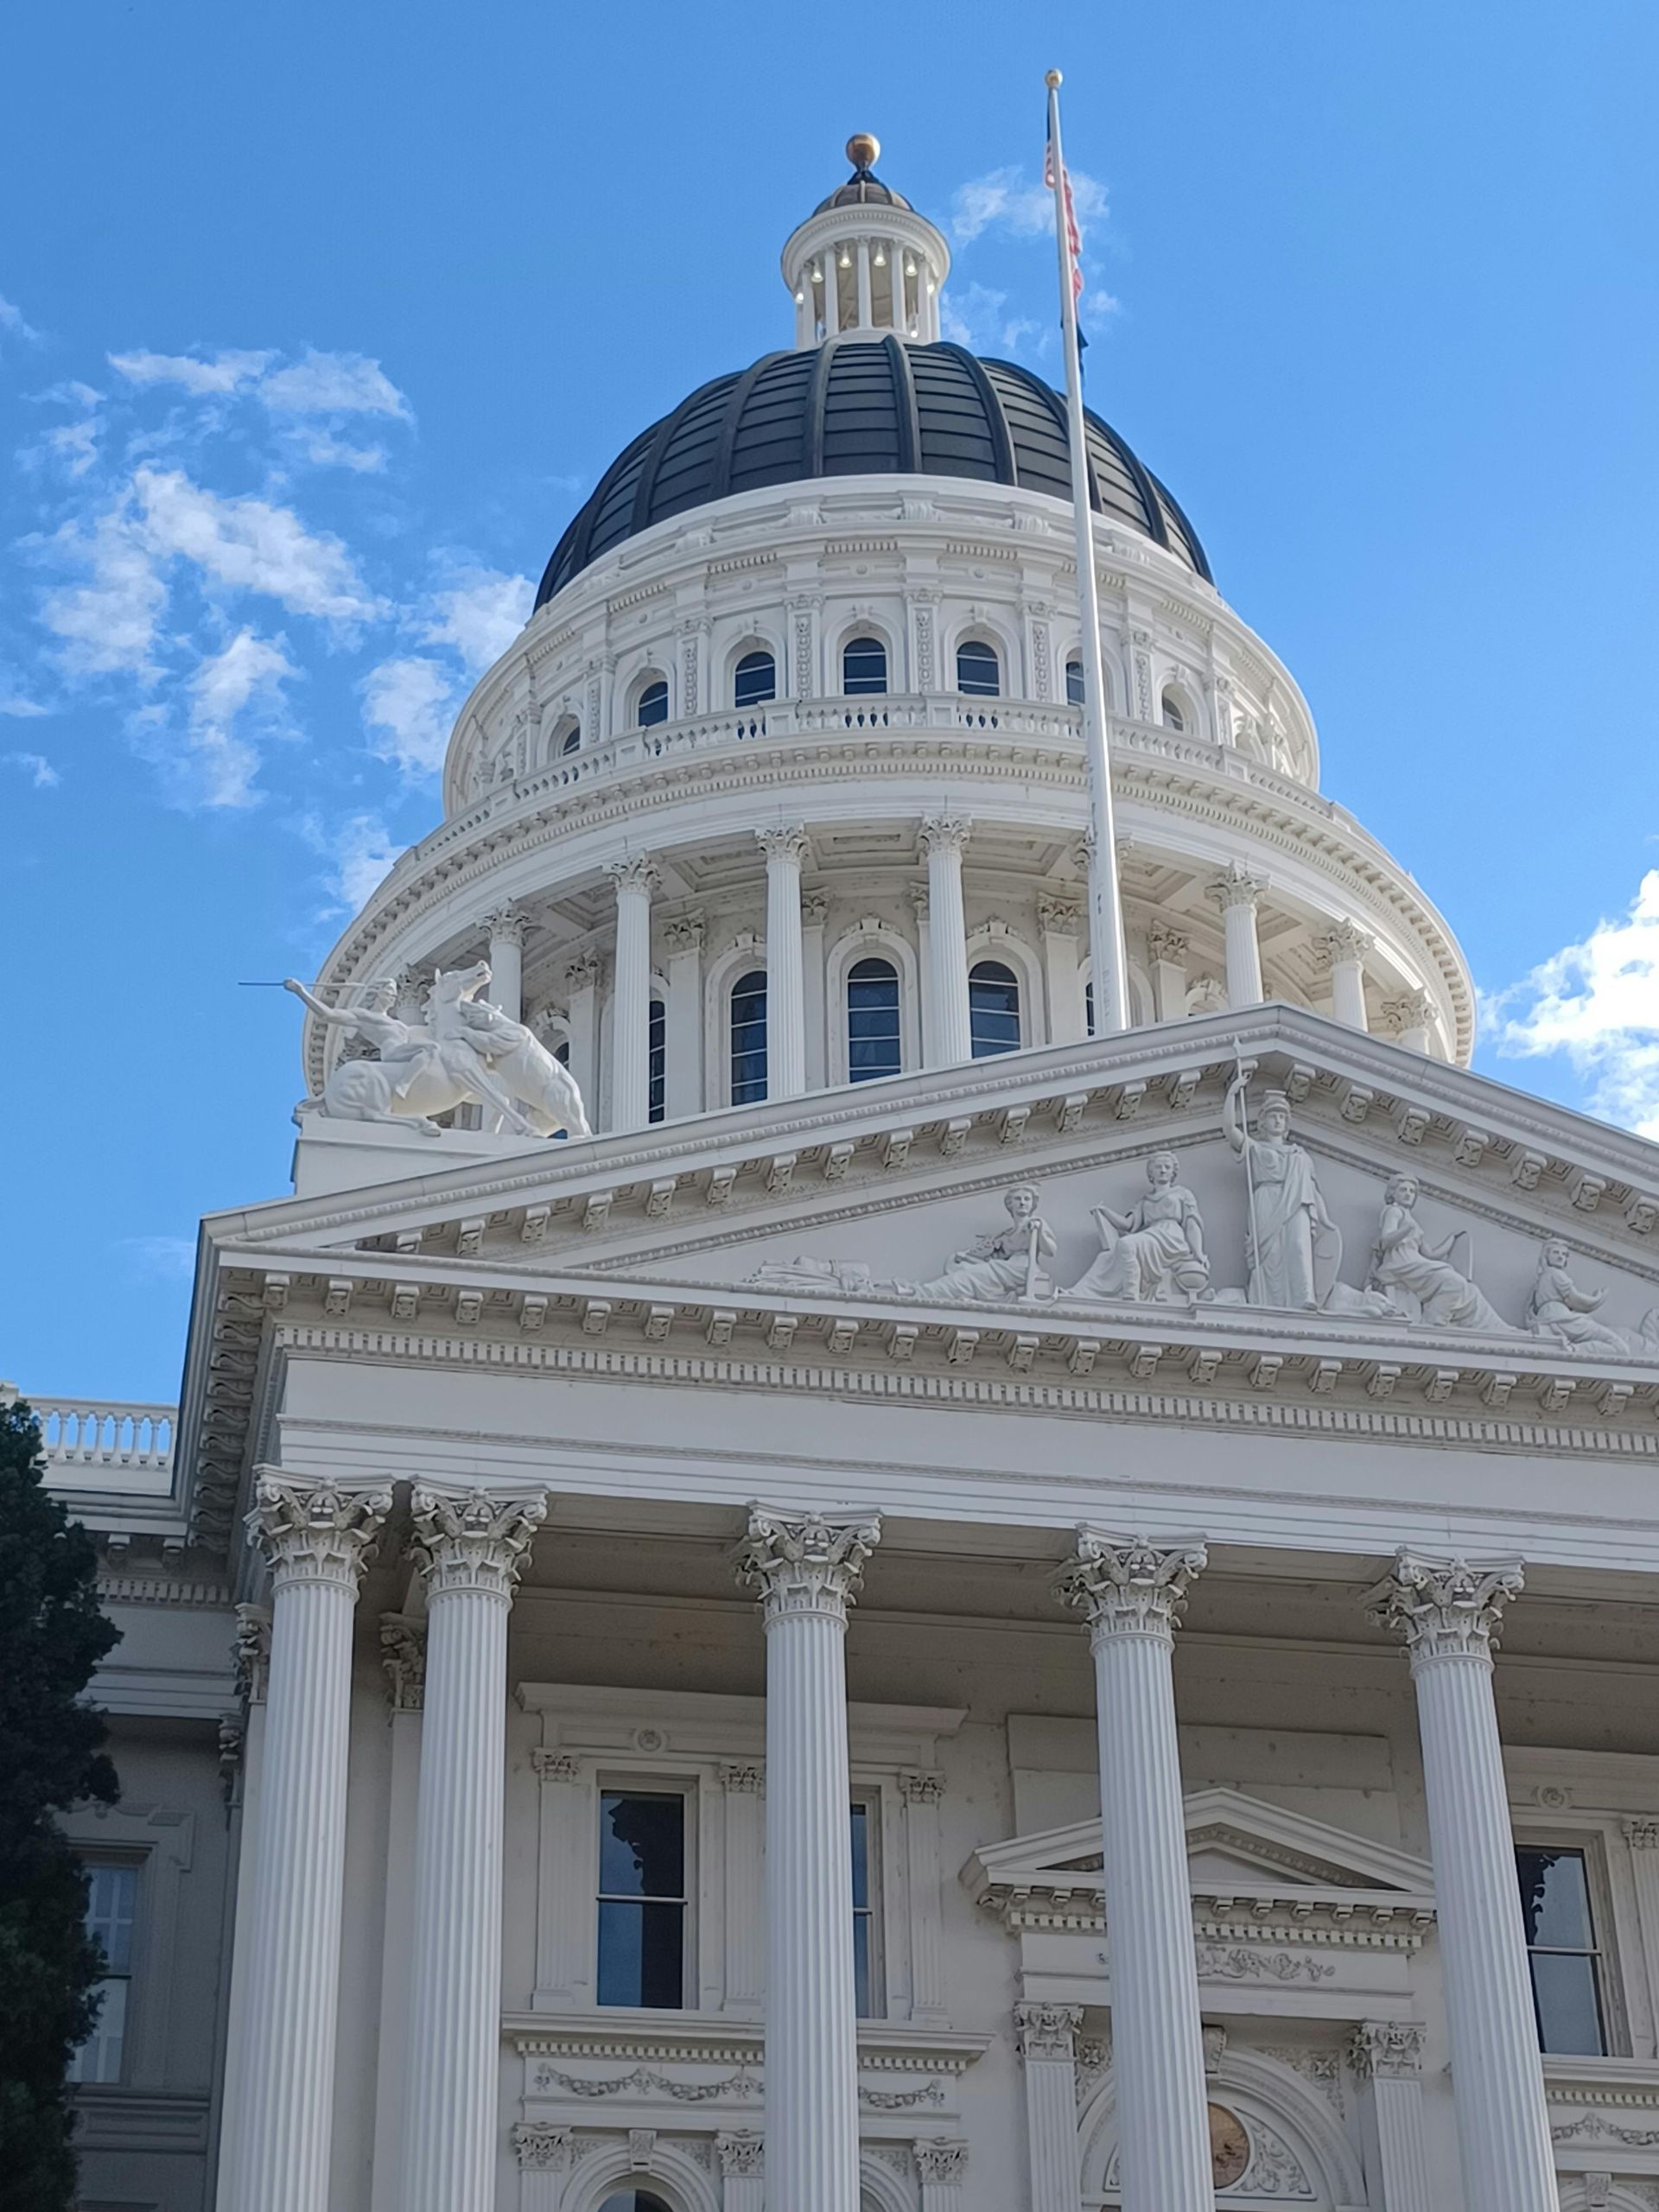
1055;1533;1212;2212
229;1477;391;2212
486;905;526;1023
919;817;972;1065
1210;865;1265;1008
757;827;808;1100
1014;2005;1084;2212
1370;1552;1555;2212
403;1487;547;2212
1350;2021;1433;2212
608;857;657;1132
739;1510;881;2212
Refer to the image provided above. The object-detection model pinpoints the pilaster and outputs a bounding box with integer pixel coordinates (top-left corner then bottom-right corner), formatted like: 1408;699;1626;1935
1350;2020;1433;2212
1014;2003;1084;2212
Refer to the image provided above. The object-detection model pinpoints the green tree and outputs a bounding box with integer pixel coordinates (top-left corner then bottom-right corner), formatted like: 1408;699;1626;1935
0;1391;120;2209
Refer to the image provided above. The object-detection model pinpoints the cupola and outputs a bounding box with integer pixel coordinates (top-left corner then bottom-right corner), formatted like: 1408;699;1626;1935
780;134;951;346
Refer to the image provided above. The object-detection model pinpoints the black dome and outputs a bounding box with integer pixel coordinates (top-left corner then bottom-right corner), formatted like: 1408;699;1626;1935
815;168;912;213
536;338;1211;607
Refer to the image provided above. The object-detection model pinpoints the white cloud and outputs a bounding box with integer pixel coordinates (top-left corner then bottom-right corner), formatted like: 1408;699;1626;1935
109;346;273;396
4;751;59;787
0;686;48;717
0;294;42;346
172;629;298;807
119;1234;197;1281
297;431;387;474
259;349;410;419
44;416;100;476
950;164;1109;245
420;563;532;675
306;809;408;912
1484;868;1659;1138
133;466;385;625
939;281;1048;361
360;654;456;779
39;504;170;678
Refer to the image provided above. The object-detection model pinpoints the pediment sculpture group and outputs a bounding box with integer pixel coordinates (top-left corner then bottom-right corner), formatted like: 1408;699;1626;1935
756;1071;1659;1359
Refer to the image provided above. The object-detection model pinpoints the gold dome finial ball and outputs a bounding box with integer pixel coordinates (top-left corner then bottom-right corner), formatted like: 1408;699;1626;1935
846;131;880;170
1046;68;1063;88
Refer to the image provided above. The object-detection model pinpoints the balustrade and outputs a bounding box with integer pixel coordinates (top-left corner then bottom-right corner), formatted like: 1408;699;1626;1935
36;1398;176;1480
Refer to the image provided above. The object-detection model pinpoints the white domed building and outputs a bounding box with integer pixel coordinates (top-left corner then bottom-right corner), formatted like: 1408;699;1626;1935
39;141;1659;2212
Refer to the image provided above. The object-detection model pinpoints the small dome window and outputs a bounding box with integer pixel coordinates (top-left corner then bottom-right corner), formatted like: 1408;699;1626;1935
1160;690;1186;733
969;959;1021;1056
847;956;901;1081
561;726;582;755
957;639;1001;697
637;678;669;728
1065;659;1085;706
842;636;887;696
730;969;768;1103
734;651;777;709
648;997;666;1125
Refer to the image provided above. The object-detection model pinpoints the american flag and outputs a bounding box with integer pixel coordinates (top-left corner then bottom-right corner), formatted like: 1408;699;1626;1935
1044;115;1084;306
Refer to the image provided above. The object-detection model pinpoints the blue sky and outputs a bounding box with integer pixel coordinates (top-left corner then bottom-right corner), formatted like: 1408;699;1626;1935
3;0;1656;1402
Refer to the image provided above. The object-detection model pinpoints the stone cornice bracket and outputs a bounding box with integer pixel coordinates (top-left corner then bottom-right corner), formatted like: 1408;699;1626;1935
1052;1529;1209;1649
755;823;810;866
607;854;661;897
1208;861;1265;912
1312;919;1374;969
232;1601;271;1704
1348;2018;1427;2081
918;814;970;860
1014;2001;1084;2063
1366;1548;1525;1669
380;1611;428;1711
409;1484;548;1601
484;903;528;948
245;1472;393;1593
736;1506;881;1627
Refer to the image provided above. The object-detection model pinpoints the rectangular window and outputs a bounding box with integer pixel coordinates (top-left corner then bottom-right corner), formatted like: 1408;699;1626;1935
68;1861;139;2084
851;1799;877;2018
1516;1845;1606;2054
647;997;666;1124
597;1789;687;2009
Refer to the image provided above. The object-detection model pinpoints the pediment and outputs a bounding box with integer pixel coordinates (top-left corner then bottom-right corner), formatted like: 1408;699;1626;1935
967;1786;1435;1916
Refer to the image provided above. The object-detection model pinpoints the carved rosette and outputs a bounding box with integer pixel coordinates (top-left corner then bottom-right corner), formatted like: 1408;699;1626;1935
512;2122;572;2171
1052;1530;1208;1648
410;1485;548;1601
716;2130;764;2177
918;814;970;861
737;1507;880;1627
1014;2000;1084;2063
245;1474;392;1594
380;1612;427;1711
232;1602;271;1703
1348;2018;1426;2081
755;824;810;868
1367;1548;1525;1668
915;2138;969;2182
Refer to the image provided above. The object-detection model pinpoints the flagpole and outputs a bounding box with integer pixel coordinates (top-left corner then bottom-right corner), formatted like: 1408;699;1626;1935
1046;67;1130;1035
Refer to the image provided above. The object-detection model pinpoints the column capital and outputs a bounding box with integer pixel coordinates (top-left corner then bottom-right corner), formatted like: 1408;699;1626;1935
801;887;829;929
918;814;970;860
1036;893;1084;937
1349;2018;1427;2081
410;1484;547;1600
1368;1548;1524;1665
1379;987;1436;1035
512;2122;572;2171
380;1611;427;1710
1311;918;1374;969
483;903;528;949
1014;2001;1084;2062
232;1601;271;1703
899;1769;945;1806
756;823;810;867
1623;1816;1659;1850
716;2130;765;2177
663;912;706;956
563;948;603;993
1147;923;1190;964
607;854;660;897
245;1472;391;1592
1052;1529;1207;1644
737;1506;880;1624
718;1760;766;1795
1207;860;1265;912
915;2138;969;2183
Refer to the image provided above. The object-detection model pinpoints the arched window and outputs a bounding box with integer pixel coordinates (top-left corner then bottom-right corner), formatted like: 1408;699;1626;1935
637;678;669;728
842;635;887;695
847;957;900;1083
1065;658;1085;706
1160;689;1186;733
969;960;1021;1057
957;638;1001;697
648;997;666;1124
597;2195;674;2212
734;651;776;709
561;725;582;754
730;969;768;1103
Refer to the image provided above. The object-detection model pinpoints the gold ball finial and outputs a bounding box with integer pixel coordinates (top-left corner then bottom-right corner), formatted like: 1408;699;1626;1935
1046;68;1063;88
846;131;880;171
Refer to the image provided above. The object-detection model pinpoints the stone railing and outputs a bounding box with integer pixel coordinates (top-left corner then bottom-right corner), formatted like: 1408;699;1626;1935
32;1397;178;1491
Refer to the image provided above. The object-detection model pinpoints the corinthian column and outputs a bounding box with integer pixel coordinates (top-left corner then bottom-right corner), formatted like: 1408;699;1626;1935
737;1509;881;2212
607;855;658;1132
757;825;809;1099
485;903;528;1022
1209;862;1265;1008
918;817;972;1065
402;1486;548;2212
1313;919;1372;1031
230;1475;391;2212
1053;1532;1212;2212
1368;1551;1554;2212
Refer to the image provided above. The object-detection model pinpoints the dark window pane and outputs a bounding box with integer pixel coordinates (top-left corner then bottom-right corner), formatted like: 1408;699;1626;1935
843;636;887;695
599;1791;684;1899
1065;659;1084;706
598;2195;675;2212
648;998;666;1124
1517;1849;1595;1949
734;652;776;708
731;969;768;1103
597;1899;685;2008
969;960;1020;1058
1529;1950;1605;2055
638;680;668;728
561;725;582;753
1161;691;1185;732
1084;979;1096;1036
853;1909;872;2019
957;639;1000;696
847;957;900;1081
850;1803;869;1908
